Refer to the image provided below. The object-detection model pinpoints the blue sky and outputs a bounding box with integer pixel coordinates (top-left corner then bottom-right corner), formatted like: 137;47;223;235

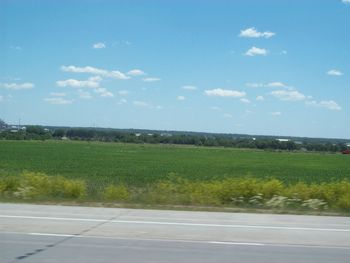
1;0;349;139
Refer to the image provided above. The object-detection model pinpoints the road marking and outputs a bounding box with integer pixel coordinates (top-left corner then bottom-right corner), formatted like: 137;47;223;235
1;232;350;250
209;241;264;246
1;214;350;232
30;233;77;237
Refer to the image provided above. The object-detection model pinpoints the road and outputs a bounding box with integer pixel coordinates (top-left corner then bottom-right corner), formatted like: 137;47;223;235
0;203;349;263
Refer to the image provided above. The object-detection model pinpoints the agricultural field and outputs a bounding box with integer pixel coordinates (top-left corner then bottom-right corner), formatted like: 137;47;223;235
0;140;349;186
1;140;350;212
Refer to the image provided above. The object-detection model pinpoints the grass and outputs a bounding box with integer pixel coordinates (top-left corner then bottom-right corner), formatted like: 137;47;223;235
1;140;349;188
1;140;350;213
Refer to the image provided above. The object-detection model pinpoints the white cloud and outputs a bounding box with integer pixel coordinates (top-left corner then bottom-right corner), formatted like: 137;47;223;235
327;69;343;76
177;96;186;101
93;42;106;49
108;71;130;79
204;88;246;98
306;100;341;111
94;88;114;97
182;85;197;90
56;77;100;88
246;82;288;88
271;112;282;116
61;65;106;75
142;77;161;82
0;95;3;102
44;97;73;105
0;82;34;90
342;0;350;4
50;92;66;97
78;89;92;99
127;69;146;76
223;113;233;118
132;100;162;109
239;27;275;38
245;46;268;56
256;95;265;101
117;98;127;105
271;90;306;101
61;65;130;80
118;90;129;96
240;98;251;104
266;82;288;88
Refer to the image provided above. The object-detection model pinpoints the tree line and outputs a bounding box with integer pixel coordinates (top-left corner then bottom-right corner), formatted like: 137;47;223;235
0;125;347;153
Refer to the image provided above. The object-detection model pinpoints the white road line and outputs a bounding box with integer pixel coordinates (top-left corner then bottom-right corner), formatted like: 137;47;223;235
30;233;77;237
2;232;350;250
1;214;350;232
209;241;264;246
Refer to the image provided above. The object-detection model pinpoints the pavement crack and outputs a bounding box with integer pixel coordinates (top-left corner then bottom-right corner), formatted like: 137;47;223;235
9;211;130;263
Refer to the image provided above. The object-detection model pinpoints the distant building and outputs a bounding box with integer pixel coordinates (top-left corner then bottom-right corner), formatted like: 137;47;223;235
342;150;350;155
276;138;290;142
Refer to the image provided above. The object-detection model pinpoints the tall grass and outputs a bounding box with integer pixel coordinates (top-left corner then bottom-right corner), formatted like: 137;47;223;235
1;171;350;212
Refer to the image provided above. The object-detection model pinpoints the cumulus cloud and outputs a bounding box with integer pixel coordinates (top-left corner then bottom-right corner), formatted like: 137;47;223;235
56;77;100;88
61;65;130;80
239;27;275;38
204;88;246;98
182;85;197;90
94;88;114;97
177;96;186;101
132;100;162;109
44;97;73;105
245;46;268;56
342;0;350;4
0;82;34;90
127;69;146;76
142;77;161;82
327;69;343;76
306;100;341;111
256;95;265;101
240;98;251;104
117;98;128;105
246;82;289;88
93;42;106;49
271;90;306;101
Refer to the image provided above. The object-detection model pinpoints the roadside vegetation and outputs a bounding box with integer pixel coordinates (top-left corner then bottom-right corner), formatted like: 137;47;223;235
1;172;350;213
0;140;349;213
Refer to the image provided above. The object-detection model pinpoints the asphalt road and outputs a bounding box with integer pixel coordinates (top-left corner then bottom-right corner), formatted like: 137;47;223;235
0;203;350;263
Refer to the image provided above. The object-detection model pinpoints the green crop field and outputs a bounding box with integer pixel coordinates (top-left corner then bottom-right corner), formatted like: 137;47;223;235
1;140;349;187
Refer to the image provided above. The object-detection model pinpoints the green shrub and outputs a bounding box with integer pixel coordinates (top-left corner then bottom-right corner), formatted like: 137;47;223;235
103;185;130;201
12;172;86;199
0;176;20;195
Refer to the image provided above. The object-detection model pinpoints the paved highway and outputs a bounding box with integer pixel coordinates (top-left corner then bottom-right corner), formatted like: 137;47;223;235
0;203;350;262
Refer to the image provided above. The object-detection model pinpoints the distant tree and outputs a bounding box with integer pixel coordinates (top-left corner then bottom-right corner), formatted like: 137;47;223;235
0;118;8;129
26;125;46;135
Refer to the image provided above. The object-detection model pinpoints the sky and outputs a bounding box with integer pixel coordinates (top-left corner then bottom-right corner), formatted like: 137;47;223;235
0;0;349;139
